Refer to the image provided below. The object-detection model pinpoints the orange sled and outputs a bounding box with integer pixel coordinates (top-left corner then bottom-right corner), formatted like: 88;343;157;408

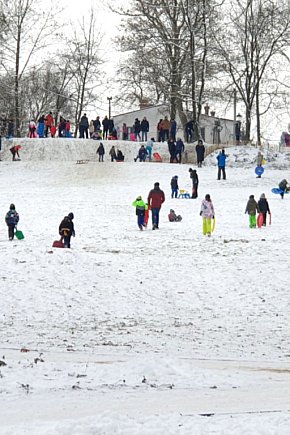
153;152;162;162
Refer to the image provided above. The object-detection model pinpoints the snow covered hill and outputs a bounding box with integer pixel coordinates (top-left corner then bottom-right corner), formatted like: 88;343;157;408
1;145;290;434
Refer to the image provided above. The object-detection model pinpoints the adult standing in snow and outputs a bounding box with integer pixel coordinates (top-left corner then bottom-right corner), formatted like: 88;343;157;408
44;111;54;137
175;138;185;163
189;168;199;198
134;118;141;141
200;194;215;236
160;116;170;142
147;182;165;230
102;116;110;139
170;118;177;141
217;149;227;180
140;117;149;141
5;203;19;240
196;139;205;167
96;142;105;162
79;113;89;139
59;213;75;248
37;115;45;138
168;137;176;163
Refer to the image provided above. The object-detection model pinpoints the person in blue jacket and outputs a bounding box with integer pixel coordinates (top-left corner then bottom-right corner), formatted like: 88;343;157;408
134;145;148;162
5;204;19;240
217;149;227;180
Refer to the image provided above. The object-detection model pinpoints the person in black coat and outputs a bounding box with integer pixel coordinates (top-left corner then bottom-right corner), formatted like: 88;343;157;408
102;116;110;139
257;193;270;226
59;213;75;248
79;114;89;139
134;118;141;141
168;138;176;163
140;117;149;141
189;168;199;198
96;143;105;161
196;139;205;167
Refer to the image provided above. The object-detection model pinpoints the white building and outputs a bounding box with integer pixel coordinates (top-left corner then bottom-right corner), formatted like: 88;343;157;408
113;104;235;145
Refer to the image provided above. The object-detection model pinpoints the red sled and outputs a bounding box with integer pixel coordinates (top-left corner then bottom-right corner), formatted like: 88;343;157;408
52;240;64;248
153;152;162;162
257;213;264;228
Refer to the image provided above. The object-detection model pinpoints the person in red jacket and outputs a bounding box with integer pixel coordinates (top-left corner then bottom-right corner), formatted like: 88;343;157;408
147;182;165;230
45;111;54;137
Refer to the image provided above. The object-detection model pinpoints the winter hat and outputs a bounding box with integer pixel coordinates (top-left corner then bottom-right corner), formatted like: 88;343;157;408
68;212;74;220
205;194;211;201
136;196;142;200
170;209;175;213
260;193;266;199
154;182;160;188
249;195;254;199
174;175;178;178
189;168;193;172
10;204;15;210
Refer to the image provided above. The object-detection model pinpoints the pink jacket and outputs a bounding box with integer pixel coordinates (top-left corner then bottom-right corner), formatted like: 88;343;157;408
200;199;214;218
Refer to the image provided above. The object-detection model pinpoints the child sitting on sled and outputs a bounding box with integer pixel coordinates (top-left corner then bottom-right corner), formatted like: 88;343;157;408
168;209;182;222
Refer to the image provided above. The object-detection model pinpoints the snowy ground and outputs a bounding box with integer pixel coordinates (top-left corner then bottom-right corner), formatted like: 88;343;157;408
1;142;290;434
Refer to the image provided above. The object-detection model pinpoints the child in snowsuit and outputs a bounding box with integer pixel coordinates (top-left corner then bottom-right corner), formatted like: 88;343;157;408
189;168;199;198
168;209;182;222
5;203;19;240
200;194;215;236
171;175;179;198
279;179;289;199
257;193;270;226
132;196;148;230
245;195;259;228
59;213;75;248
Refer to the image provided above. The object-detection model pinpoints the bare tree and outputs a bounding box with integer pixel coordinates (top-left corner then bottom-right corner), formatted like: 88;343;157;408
0;0;59;136
215;0;290;144
65;11;103;137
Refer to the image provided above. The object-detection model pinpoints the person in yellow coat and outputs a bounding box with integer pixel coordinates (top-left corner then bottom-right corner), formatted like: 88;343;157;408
200;194;215;236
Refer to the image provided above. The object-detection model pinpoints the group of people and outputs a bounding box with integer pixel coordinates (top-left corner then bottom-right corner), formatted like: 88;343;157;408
132;181;215;236
167;137;185;163
157;117;177;142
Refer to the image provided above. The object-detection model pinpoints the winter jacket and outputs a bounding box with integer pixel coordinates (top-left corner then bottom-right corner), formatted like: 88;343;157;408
279;179;288;191
93;118;101;131
171;177;179;189
140;119;149;132
138;147;148;158
170;120;177;134
97;144;105;155
148;187;165;209
217;152;227;167
45;114;54;127
258;198;270;213
245;198;259;215
134;119;141;134
80;115;89;127
190;171;199;186
200;199;214;219
160;118;170;130
175;139;185;152
196;144;205;160
102;117;110;130
59;216;75;237
5;209;19;226
132;199;148;216
109;147;116;157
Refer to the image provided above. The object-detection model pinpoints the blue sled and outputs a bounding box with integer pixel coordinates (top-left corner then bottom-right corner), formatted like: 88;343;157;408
271;188;289;195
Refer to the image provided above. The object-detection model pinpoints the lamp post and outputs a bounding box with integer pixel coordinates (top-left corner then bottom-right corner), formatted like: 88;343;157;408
107;97;112;119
